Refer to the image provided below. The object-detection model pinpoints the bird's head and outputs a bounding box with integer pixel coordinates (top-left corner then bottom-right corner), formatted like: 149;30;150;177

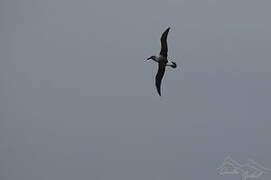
145;55;156;61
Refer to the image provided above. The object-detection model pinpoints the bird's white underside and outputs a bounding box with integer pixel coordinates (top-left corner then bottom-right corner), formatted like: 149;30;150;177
155;55;174;66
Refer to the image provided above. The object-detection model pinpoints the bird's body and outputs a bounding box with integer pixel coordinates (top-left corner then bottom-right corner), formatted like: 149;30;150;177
152;55;177;67
145;27;177;96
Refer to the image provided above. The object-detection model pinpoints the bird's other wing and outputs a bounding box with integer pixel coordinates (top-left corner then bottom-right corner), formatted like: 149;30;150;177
155;63;166;96
160;27;170;58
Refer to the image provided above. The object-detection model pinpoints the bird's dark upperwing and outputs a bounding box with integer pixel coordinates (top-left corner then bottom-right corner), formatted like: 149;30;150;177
160;27;170;58
155;62;166;96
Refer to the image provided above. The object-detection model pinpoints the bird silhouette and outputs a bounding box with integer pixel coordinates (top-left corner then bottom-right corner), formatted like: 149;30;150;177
145;27;177;96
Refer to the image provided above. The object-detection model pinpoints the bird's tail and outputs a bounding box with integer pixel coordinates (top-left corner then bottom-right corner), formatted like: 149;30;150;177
171;61;177;68
167;60;177;68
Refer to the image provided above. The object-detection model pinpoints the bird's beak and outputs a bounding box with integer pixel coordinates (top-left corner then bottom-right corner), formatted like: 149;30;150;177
145;57;151;62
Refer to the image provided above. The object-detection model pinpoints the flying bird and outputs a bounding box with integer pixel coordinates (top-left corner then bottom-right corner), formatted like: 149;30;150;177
145;27;177;96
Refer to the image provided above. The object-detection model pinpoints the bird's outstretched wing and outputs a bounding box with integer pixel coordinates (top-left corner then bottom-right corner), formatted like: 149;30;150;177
155;62;166;96
160;27;170;58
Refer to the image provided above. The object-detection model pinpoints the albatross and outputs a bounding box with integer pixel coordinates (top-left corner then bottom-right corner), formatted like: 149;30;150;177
145;27;177;96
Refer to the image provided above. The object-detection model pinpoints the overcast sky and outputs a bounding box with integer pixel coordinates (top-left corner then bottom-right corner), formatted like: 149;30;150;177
1;0;271;180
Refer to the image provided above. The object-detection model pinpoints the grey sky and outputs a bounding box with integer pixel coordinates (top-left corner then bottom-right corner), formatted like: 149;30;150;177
1;0;271;180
